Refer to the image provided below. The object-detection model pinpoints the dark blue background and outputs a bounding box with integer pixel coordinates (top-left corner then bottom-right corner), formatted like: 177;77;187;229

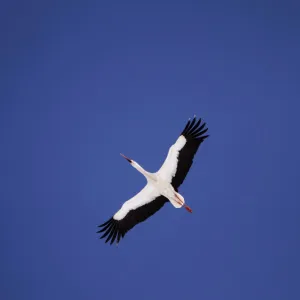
1;1;299;299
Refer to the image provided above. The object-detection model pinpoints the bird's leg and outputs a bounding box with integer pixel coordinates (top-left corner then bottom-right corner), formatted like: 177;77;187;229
174;193;183;205
183;205;192;213
174;193;192;213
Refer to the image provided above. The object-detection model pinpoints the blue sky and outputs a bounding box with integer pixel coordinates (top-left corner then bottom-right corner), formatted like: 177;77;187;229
1;1;300;299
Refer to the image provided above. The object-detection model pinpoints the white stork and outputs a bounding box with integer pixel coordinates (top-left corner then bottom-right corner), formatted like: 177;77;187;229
97;116;209;245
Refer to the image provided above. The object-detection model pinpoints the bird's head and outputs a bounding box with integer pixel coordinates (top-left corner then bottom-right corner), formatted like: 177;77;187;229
120;153;144;172
120;153;132;164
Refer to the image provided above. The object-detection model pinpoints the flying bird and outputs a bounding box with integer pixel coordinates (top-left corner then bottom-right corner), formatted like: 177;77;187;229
97;116;209;245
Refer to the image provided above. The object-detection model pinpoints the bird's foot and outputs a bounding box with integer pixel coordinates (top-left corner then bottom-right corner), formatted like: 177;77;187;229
184;205;192;213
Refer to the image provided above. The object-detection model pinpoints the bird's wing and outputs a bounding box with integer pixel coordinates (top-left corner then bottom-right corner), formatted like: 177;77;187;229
97;184;168;245
157;116;209;190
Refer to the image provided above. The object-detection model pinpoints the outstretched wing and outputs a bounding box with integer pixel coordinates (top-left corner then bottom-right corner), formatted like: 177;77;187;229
97;184;168;245
157;116;209;190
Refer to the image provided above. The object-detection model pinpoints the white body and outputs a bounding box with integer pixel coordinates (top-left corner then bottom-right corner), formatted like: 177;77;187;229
114;172;185;221
114;136;187;220
150;174;185;208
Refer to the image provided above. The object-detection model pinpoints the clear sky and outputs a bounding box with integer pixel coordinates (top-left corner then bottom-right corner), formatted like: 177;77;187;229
1;1;300;299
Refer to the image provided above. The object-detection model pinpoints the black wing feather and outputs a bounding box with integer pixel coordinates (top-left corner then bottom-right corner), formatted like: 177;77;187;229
172;116;209;190
99;222;114;239
110;227;118;245
97;195;168;245
105;223;116;243
97;221;113;233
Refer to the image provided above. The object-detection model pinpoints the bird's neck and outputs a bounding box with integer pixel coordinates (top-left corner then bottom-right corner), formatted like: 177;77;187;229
134;163;156;182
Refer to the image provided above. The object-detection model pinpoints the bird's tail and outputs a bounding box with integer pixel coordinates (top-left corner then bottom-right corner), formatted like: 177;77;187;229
170;192;192;213
169;192;185;208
